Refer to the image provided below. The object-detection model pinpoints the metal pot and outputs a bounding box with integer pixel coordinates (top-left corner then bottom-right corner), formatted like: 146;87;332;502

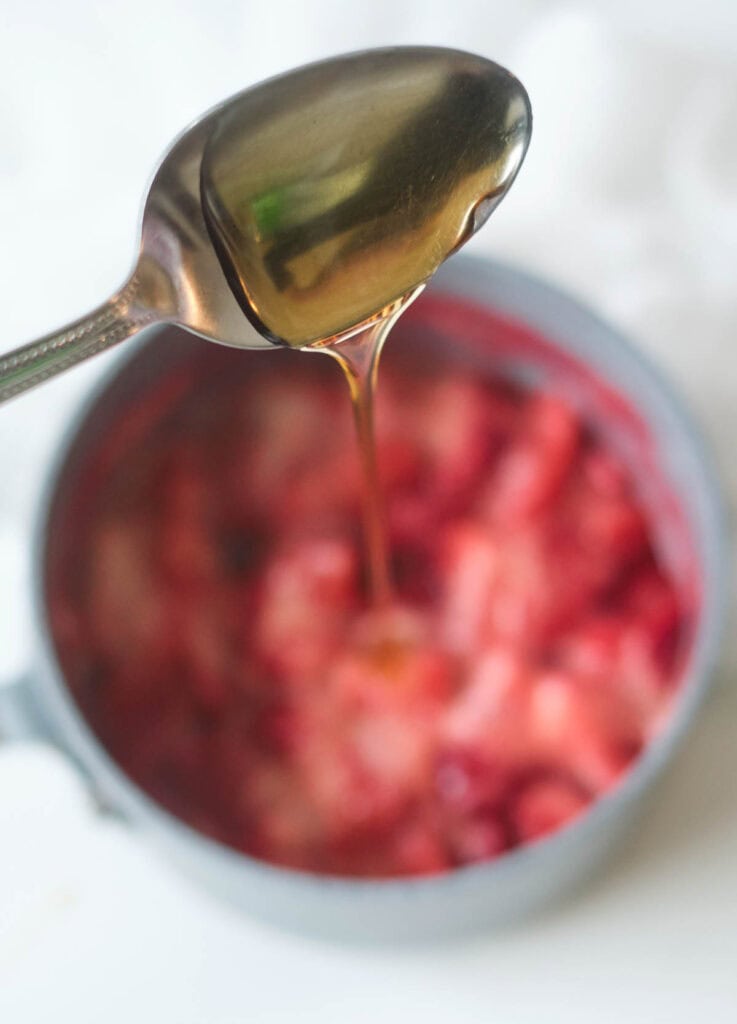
0;256;726;942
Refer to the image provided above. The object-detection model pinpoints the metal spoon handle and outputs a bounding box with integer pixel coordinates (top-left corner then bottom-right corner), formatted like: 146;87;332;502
0;282;157;405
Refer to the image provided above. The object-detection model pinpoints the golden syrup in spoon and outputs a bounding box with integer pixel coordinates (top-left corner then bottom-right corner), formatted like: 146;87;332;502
200;50;530;348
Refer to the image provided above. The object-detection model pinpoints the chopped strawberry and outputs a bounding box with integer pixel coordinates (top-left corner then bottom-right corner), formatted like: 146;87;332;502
483;529;551;646
175;601;233;711
557;615;628;677
255;537;358;683
581;447;629;498
442;646;531;761
449;810;509;865
243;762;323;867
331;607;454;710
389;540;440;604
279;447;361;527
86;521;170;672
512;777;589;842
528;671;640;792
299;737;411;840
243;378;349;518
392;818;450;875
485;394;579;523
377;435;424;491
618;564;683;671
387;492;439;548
441;521;500;654
434;748;510;813
574;489;649;565
158;518;217;587
413;377;497;509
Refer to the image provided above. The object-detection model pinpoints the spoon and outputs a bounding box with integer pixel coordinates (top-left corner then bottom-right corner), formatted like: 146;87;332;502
0;46;531;404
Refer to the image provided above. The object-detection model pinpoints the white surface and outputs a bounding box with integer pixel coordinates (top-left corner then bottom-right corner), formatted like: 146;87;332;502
0;1;736;1020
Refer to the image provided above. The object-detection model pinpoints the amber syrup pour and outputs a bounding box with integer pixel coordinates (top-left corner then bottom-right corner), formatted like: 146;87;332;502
318;288;422;605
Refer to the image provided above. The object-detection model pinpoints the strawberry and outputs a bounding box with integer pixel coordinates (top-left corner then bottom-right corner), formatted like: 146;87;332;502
448;809;509;865
434;748;510;814
299;738;410;840
485;394;579;524
441;521;500;654
581;447;628;498
392;818;450;875
412;377;498;510
255;537;358;683
331;606;454;711
243;378;349;518
442;645;531;761
512;777;590;842
618;564;683;672
86;521;171;673
573;489;649;566
528;670;641;792
556;615;628;678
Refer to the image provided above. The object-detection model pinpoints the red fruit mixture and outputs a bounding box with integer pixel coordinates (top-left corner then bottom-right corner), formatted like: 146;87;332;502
49;342;689;878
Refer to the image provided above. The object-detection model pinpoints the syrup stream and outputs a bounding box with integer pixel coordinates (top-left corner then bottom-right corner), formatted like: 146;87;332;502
321;287;423;606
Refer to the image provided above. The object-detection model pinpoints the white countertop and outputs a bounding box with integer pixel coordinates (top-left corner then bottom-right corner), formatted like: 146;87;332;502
1;2;736;1020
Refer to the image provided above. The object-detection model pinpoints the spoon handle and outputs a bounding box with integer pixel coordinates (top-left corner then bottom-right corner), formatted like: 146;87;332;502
0;282;157;405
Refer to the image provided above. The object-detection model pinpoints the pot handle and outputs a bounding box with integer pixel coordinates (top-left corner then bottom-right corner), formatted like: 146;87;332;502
0;674;123;818
0;675;49;742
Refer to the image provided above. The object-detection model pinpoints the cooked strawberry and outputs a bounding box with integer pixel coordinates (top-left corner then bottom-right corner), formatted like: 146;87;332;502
331;607;454;710
573;488;649;565
512;777;590;842
299;736;411;840
442;646;531;761
255;537;358;682
86;521;170;671
412;377;498;509
528;671;641;792
392;818;451;875
441;521;500;654
448;809;509;865
387;492;439;548
557;615;628;678
485;394;579;523
618;564;683;671
243;378;349;517
581;447;628;498
434;748;511;814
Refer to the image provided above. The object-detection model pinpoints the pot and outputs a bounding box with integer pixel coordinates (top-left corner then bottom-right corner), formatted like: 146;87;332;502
0;255;726;942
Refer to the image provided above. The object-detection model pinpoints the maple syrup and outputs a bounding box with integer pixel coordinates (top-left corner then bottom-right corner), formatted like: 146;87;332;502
320;289;422;604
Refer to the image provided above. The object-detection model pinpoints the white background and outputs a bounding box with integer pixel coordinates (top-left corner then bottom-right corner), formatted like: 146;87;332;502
0;1;736;1020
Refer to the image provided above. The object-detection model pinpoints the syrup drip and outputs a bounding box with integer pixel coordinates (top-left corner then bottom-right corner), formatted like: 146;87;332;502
320;287;423;605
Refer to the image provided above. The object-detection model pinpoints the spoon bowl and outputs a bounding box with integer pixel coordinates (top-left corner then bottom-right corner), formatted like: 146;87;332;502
197;48;531;347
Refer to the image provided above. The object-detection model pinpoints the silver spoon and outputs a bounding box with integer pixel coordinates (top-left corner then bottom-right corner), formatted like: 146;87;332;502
0;46;530;404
